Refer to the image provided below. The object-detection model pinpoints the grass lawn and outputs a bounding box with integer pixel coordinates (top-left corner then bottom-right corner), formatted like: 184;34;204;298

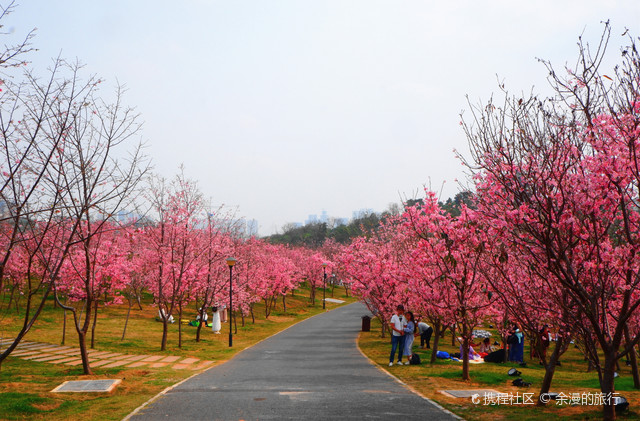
358;318;640;420
0;284;356;420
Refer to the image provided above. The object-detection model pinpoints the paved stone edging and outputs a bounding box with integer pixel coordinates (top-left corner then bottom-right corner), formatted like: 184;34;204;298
0;338;213;371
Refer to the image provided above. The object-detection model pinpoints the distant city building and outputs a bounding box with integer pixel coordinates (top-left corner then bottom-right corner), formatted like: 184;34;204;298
319;210;329;224
0;200;7;219
246;219;259;237
302;210;350;227
233;218;260;237
116;210;139;223
352;208;374;220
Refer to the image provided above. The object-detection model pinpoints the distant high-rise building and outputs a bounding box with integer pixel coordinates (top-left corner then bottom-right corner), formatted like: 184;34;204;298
320;210;329;224
246;219;259;237
352;208;374;220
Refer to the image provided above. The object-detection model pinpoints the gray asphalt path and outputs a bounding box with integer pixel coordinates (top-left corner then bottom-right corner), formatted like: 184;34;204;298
130;302;458;421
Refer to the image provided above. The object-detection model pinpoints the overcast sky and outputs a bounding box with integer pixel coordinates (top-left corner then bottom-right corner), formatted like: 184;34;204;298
9;1;640;235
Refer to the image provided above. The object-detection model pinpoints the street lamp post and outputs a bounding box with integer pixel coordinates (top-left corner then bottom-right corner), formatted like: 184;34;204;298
226;257;237;347
322;263;327;310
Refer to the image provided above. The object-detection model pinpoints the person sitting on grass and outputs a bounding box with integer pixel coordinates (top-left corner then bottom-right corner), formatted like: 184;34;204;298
389;305;406;366
158;306;175;323
459;336;482;360
196;308;208;325
478;337;493;357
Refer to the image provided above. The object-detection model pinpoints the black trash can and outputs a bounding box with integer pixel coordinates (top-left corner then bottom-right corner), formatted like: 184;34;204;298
361;315;371;332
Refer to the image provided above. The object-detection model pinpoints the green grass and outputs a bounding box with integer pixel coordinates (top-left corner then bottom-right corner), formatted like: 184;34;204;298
0;284;356;420
359;318;640;420
0;392;49;414
434;369;505;385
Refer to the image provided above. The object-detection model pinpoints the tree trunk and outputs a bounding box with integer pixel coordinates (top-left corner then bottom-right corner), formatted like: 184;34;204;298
234;310;237;334
430;323;442;364
601;352;617;421
461;327;470;381
503;336;509;363
530;334;536;361
250;305;255;324
78;331;93;375
451;325;456;346
178;304;183;348
61;308;67;345
161;319;168;351
136;294;143;310
630;346;640;389
624;325;640;389
75;294;94;375
7;284;15;311
282;295;287;313
195;307;203;343
537;337;563;405
90;302;98;349
122;301;132;341
241;311;245;327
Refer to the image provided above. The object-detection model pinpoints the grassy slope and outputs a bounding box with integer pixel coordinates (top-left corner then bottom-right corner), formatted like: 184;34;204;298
359;318;640;420
0;285;355;420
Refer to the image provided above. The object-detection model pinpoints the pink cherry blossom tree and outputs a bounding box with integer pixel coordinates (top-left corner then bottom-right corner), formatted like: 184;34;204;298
402;193;495;380
48;80;147;374
340;224;408;339
0;61;147;369
142;170;207;350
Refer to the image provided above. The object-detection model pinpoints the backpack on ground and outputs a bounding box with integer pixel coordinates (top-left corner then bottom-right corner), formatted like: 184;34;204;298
436;350;450;359
409;353;421;365
512;378;531;387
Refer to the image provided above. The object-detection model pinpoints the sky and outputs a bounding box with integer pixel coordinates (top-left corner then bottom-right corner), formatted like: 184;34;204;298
6;1;639;235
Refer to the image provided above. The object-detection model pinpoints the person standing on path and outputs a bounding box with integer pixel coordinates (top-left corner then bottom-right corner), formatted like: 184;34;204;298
417;320;433;349
403;311;416;361
211;306;222;334
220;304;228;323
389;305;407;366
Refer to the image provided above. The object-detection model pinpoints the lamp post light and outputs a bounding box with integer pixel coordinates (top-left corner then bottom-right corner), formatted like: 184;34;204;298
322;262;328;310
226;257;237;347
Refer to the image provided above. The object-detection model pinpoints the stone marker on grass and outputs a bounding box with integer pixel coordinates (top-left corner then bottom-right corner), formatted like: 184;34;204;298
440;389;506;398
324;298;346;304
52;379;122;393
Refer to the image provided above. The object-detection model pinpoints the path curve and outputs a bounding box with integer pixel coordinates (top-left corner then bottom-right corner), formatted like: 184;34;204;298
129;302;459;420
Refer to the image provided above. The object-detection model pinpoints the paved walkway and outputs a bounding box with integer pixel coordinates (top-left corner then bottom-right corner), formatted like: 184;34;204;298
0;339;213;371
130;302;458;421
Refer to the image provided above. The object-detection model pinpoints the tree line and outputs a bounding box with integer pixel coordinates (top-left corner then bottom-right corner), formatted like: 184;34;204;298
266;192;473;247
